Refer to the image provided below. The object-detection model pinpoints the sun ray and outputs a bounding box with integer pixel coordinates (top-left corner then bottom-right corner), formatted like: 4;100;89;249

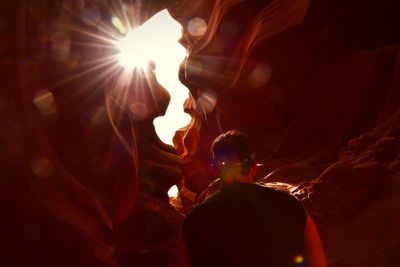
61;10;117;38
63;24;120;46
183;52;250;90
49;55;118;90
48;3;191;145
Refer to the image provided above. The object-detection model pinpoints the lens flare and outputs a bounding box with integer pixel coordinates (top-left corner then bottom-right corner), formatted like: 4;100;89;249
294;254;304;265
187;17;207;37
55;7;190;145
115;10;190;144
111;16;126;34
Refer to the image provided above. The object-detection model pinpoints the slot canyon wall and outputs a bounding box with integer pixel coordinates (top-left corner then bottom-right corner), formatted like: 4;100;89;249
1;0;400;267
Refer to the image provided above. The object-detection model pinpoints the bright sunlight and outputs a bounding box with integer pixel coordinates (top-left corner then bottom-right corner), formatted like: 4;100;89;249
116;10;190;145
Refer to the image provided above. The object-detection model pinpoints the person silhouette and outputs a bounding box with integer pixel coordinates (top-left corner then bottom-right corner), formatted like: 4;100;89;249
178;130;327;267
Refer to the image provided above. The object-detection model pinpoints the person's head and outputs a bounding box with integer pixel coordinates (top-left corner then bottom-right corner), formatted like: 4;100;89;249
211;130;256;184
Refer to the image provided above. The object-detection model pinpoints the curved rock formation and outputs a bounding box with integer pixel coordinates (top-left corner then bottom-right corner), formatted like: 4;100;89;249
2;0;400;267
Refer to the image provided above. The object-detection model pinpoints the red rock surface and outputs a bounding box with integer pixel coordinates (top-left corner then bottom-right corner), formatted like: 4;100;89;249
1;0;400;266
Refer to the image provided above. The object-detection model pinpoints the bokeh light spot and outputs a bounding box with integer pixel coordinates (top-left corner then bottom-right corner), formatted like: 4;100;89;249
249;63;272;88
50;31;71;62
31;156;54;179
65;50;82;69
294;254;305;265
33;89;57;116
90;106;107;125
129;102;149;121
197;91;217;114
112;16;126;34
187;17;207;37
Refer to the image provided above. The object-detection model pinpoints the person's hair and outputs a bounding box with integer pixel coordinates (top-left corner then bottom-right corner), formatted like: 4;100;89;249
211;130;255;175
